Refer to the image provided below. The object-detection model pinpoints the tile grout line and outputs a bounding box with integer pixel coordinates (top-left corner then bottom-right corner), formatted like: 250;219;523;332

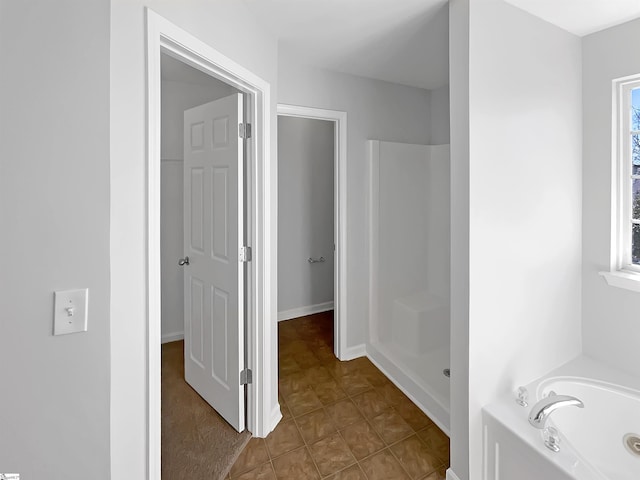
271;317;448;480
330;359;440;479
338;378;412;480
370;405;439;480
283;360;398;476
289;403;324;480
270;382;323;477
281;359;363;478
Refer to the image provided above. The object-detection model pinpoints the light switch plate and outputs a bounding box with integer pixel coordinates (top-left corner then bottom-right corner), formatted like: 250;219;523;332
54;288;88;335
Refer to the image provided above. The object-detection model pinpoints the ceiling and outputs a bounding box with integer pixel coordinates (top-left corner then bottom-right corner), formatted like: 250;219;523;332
504;0;640;36
163;1;640;92
241;0;450;91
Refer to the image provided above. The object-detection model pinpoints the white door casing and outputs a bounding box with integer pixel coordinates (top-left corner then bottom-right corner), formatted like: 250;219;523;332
183;93;245;432
276;104;349;360
146;10;277;479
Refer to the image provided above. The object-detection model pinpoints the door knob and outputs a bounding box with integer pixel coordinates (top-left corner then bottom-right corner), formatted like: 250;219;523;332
178;256;190;266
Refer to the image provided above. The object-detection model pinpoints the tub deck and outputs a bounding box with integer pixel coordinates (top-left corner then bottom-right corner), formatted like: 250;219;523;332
482;356;640;480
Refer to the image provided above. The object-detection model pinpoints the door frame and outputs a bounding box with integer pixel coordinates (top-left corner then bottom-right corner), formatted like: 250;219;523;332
277;104;348;359
146;9;276;479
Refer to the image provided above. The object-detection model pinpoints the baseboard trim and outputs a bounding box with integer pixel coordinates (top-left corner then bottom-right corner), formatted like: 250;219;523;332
446;468;461;480
365;342;450;435
339;343;366;361
161;331;184;344
277;301;334;322
268;404;283;435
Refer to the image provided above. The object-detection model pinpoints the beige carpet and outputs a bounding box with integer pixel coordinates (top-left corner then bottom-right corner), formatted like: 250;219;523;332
162;341;251;480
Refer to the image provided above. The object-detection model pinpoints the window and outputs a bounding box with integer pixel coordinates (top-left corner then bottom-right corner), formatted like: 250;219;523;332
603;76;640;291
617;78;640;272
631;85;640;266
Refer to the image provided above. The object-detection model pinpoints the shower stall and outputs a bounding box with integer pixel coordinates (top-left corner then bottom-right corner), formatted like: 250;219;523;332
368;140;451;432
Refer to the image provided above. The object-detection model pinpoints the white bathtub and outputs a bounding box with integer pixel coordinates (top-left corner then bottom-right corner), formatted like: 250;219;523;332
483;357;640;480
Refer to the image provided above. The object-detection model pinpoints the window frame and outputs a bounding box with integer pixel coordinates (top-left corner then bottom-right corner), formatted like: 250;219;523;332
614;77;640;274
603;75;640;293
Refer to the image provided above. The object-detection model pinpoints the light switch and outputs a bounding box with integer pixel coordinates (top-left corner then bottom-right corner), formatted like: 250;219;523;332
54;288;88;335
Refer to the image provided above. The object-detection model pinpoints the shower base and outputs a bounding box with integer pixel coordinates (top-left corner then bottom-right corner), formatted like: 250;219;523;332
367;340;450;434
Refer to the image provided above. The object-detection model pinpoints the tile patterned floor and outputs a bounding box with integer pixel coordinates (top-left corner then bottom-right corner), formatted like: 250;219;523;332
227;312;450;480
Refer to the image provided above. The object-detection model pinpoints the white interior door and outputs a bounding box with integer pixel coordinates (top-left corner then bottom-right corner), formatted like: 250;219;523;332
183;93;245;432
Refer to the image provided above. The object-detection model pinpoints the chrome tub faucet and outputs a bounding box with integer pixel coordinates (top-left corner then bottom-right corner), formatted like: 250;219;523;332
528;392;584;429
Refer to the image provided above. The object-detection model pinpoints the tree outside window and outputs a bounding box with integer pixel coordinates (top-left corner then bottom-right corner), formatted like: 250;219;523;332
632;88;640;264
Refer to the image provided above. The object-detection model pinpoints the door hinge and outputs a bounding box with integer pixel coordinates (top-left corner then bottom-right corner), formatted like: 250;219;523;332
239;246;252;262
240;368;252;385
239;123;252;139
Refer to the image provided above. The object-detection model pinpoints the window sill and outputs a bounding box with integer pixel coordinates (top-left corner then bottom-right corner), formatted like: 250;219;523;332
599;270;640;293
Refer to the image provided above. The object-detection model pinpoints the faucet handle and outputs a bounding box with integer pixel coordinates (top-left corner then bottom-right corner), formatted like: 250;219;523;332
515;386;529;407
543;426;561;452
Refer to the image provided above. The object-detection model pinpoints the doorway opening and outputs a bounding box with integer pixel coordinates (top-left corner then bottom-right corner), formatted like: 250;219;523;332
147;9;276;479
276;105;348;360
159;53;251;477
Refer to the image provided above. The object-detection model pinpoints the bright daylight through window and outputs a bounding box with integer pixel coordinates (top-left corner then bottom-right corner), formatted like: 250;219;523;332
626;82;640;268
600;78;640;291
632;85;640;266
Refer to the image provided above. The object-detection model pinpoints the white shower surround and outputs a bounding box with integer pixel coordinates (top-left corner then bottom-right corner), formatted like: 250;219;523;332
368;140;451;433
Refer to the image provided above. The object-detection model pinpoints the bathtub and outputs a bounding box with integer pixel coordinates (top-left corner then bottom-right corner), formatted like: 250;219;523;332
482;357;640;480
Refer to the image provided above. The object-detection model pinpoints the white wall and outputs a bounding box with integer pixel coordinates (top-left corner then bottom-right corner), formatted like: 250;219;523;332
277;116;335;317
430;84;451;145
582;18;640;377
160;77;237;342
161;159;184;341
278;56;433;350
464;1;584;478
448;1;471;477
111;2;278;477
0;1;111;478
